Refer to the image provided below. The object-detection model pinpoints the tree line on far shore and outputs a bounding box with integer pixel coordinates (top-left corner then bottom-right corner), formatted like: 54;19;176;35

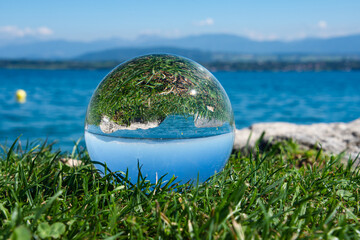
1;59;360;71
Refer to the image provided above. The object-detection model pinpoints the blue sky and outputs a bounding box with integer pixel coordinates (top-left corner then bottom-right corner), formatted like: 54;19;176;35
0;0;359;42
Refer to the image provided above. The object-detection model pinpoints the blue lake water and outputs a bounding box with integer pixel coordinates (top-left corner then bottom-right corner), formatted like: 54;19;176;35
1;69;360;151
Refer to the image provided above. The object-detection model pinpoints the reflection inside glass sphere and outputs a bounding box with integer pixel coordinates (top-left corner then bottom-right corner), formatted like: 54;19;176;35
85;54;235;184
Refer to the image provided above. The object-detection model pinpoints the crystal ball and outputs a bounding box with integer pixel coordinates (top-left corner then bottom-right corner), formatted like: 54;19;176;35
85;54;235;184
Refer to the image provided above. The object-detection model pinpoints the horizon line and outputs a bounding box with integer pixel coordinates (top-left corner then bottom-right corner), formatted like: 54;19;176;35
1;31;360;45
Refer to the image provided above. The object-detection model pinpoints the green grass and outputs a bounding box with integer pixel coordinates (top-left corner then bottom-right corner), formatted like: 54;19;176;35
1;138;360;239
87;54;233;127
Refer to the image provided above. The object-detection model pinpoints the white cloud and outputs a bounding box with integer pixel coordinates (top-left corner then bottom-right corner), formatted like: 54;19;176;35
37;27;53;35
0;26;53;38
317;20;327;29
194;18;214;26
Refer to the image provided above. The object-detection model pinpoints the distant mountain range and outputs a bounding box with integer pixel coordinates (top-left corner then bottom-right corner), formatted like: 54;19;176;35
75;47;229;63
1;33;360;60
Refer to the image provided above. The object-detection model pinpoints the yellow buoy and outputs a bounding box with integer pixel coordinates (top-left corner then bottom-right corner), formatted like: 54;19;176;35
16;89;27;103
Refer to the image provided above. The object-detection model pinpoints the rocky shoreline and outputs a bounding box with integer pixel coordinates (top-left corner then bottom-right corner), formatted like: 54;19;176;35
65;118;360;167
234;118;360;164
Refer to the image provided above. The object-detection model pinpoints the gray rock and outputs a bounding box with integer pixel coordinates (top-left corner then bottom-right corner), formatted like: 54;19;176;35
194;116;224;128
60;158;83;167
99;116;160;133
234;118;360;163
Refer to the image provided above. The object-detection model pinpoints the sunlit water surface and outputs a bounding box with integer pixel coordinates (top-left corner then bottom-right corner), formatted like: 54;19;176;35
1;69;360;151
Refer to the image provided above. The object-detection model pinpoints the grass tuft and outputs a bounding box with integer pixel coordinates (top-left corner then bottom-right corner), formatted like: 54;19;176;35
0;139;359;239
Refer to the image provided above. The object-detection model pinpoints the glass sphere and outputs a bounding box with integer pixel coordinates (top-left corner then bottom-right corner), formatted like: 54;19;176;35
85;54;235;184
